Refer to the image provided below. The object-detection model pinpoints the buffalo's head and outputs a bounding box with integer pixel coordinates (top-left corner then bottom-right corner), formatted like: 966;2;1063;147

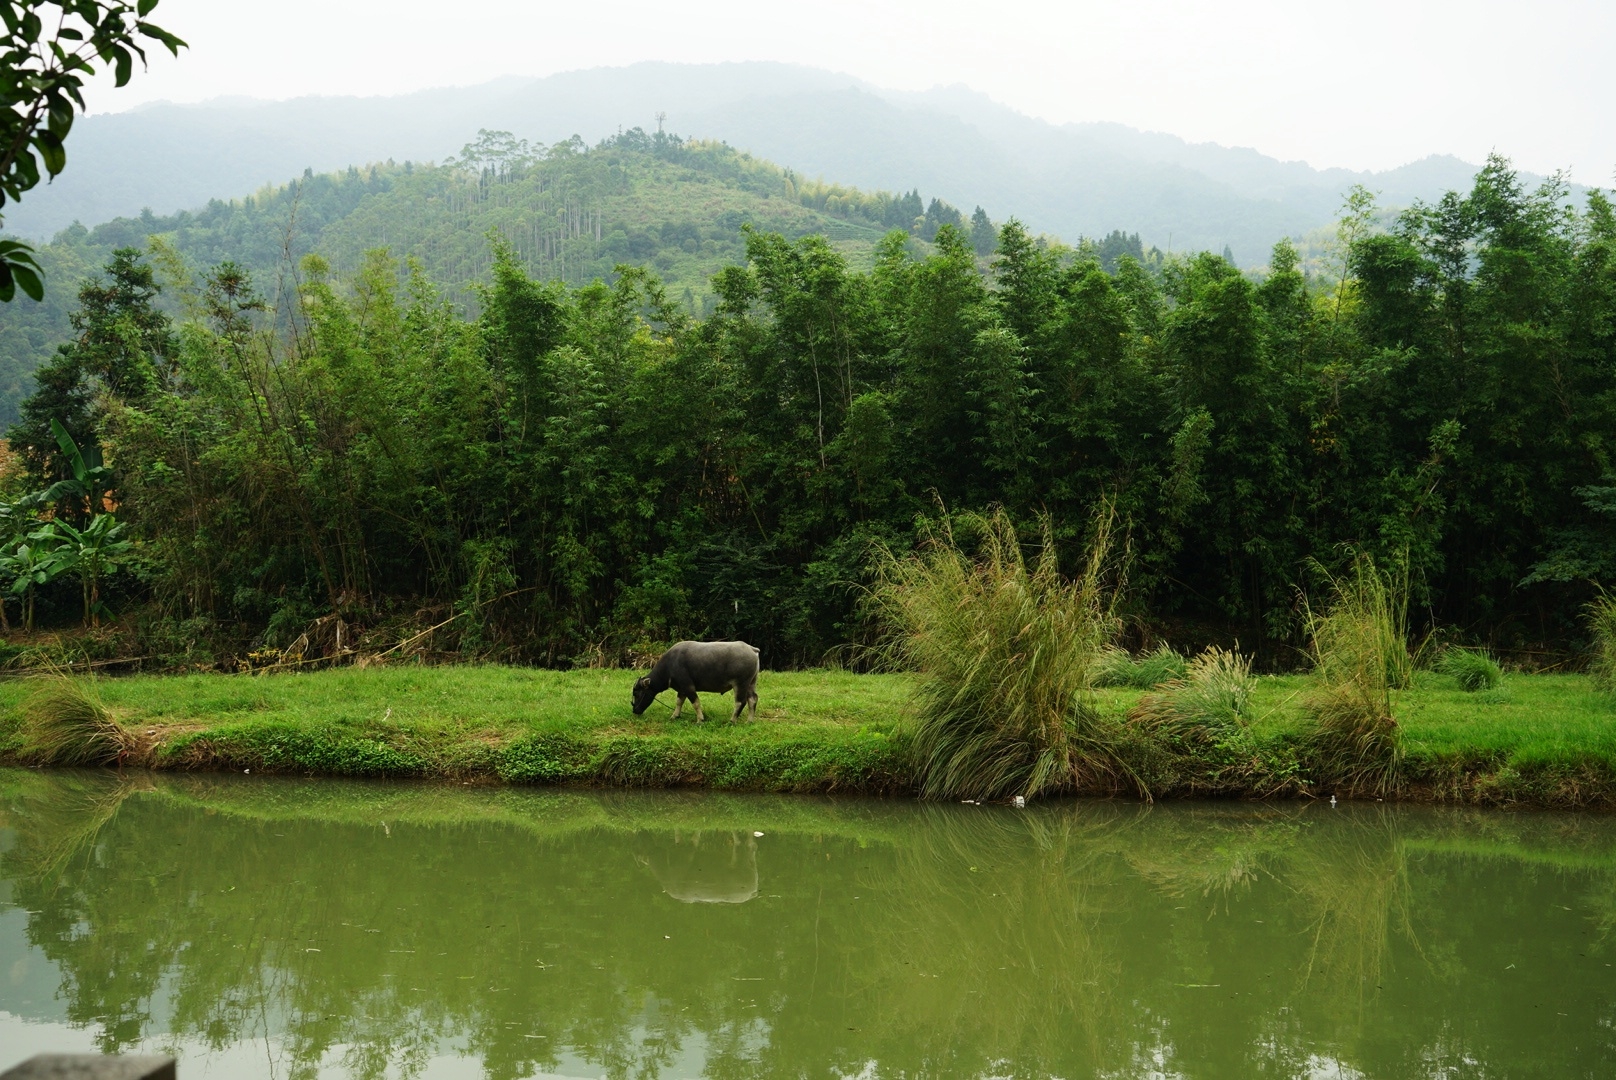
632;675;656;716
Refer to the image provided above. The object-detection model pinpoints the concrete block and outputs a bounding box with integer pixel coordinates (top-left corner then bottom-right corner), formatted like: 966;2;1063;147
0;1056;176;1080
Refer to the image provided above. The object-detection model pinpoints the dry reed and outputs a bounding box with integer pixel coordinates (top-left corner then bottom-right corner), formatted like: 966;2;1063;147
868;506;1121;800
1588;591;1616;692
18;677;137;766
1129;646;1255;747
1304;554;1407;795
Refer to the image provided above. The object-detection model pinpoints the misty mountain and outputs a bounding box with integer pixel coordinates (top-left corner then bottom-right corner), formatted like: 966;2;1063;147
9;62;1505;264
0;131;928;428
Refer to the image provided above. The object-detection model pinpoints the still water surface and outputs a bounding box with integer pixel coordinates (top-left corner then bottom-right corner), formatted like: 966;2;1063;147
0;768;1613;1078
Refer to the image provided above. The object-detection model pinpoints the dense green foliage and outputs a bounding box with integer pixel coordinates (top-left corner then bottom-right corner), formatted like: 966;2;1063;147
2;155;1612;669
0;129;980;427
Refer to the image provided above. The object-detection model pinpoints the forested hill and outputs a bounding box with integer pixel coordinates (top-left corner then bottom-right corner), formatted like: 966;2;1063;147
7;157;1609;666
6;63;1576;265
0;128;995;427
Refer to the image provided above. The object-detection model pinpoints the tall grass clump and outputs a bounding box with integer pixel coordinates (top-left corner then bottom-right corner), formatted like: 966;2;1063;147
19;677;136;766
1436;646;1502;692
1589;592;1616;692
1129;646;1254;747
1095;644;1187;689
1304;555;1408;795
869;507;1120;801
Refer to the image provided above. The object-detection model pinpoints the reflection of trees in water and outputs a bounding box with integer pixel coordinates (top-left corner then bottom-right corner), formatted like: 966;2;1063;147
2;773;456;1079
841;801;1417;1076
4;771;1616;1079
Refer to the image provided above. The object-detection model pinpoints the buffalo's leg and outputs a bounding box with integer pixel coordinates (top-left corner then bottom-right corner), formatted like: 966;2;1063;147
691;693;705;722
732;683;757;723
672;695;685;720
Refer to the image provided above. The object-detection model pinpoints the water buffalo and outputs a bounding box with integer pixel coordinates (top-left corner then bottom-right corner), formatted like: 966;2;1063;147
632;640;759;722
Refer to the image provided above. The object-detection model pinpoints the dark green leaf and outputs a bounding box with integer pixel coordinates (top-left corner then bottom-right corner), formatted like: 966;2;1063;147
137;24;185;53
35;130;65;176
10;262;42;302
51;419;90;484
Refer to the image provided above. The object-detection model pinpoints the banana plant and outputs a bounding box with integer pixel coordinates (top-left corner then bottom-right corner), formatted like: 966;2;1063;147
41;418;117;517
33;513;132;627
0;539;67;632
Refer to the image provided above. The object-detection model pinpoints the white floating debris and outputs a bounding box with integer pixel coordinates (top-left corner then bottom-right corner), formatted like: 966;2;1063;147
753;831;764;837
1012;796;1026;809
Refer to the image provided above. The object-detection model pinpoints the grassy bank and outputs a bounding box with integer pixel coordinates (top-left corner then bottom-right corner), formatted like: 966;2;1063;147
0;666;916;792
1;665;1614;806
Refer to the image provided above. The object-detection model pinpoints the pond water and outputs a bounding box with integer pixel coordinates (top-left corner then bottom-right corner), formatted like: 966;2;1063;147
0;769;1612;1079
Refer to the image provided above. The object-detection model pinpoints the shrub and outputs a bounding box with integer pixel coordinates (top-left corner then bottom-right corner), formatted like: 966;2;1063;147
18;677;136;766
1437;646;1503;692
1304;554;1407;795
1589;592;1616;692
1095;644;1188;689
1130;646;1254;747
869;507;1120;800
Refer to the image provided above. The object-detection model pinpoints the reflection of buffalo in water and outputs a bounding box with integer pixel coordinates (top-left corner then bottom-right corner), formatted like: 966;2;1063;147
636;831;758;904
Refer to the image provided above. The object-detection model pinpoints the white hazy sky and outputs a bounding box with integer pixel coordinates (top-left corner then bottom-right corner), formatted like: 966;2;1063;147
94;0;1615;182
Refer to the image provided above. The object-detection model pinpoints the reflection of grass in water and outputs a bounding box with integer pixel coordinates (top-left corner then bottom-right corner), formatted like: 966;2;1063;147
2;767;153;882
840;802;1426;1075
1285;808;1417;1024
1129;803;1419;1017
1120;803;1308;905
849;803;1148;1075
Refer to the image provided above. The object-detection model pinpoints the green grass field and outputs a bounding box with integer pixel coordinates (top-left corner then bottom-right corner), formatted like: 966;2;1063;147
0;666;918;792
0;665;1613;805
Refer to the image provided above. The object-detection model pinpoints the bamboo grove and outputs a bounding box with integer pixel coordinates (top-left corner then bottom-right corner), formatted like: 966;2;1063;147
5;156;1614;667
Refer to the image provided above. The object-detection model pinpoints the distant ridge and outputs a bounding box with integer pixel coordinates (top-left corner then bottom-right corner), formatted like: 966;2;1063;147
4;61;1549;263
